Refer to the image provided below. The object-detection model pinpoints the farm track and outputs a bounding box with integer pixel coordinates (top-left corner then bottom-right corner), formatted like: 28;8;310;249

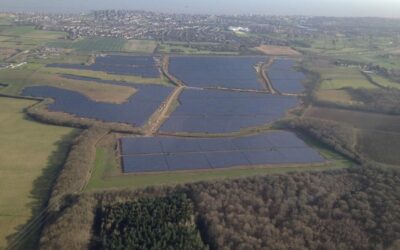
142;55;186;136
144;86;184;136
161;55;185;87
260;58;278;94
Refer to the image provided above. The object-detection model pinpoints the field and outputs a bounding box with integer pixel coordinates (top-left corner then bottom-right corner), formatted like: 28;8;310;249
294;34;400;70
157;42;238;55
0;47;17;61
124;39;158;53
369;74;400;89
254;45;301;56
304;106;400;165
315;65;377;90
304;106;400;133
41;66;168;85
356;130;400;165
314;89;356;105
47;38;157;53
0;97;76;249
48;55;161;78
0;15;12;26
0;26;66;50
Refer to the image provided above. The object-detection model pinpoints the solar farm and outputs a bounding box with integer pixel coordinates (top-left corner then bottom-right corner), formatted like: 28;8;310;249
120;132;324;173
21;54;325;174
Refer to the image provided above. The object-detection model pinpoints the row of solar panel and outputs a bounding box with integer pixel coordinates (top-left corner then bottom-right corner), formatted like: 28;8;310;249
122;147;323;173
121;131;311;155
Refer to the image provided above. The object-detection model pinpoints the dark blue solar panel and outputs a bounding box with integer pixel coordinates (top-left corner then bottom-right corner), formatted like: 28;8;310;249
165;153;211;170
122;155;169;173
22;84;172;126
268;79;305;94
48;55;160;78
266;59;306;94
160;137;201;153
267;131;308;148
206;152;250;168
279;148;324;163
232;134;274;150
243;150;285;165
196;138;238;151
120;137;163;155
161;89;298;133
96;55;157;67
169;56;267;90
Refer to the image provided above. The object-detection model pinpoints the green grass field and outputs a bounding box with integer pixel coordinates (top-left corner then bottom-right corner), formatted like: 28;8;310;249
0;97;77;249
294;34;400;70
314;89;357;105
0;26;66;51
0;15;12;26
47;38;157;53
313;64;378;90
157;42;238;55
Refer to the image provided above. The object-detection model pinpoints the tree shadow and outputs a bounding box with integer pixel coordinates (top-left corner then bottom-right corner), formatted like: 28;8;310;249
6;129;80;250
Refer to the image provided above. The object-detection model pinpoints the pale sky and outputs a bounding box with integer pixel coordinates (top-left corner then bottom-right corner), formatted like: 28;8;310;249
0;0;399;18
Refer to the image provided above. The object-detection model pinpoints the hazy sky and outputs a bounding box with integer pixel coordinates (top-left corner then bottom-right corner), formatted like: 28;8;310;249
1;0;400;18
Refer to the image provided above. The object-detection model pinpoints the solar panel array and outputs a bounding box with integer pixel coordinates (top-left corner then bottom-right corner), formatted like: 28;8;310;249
160;89;299;133
120;131;324;173
48;55;160;78
22;84;172;126
169;56;267;90
266;59;306;94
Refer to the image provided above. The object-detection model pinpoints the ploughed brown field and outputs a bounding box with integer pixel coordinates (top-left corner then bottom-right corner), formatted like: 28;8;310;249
254;45;301;56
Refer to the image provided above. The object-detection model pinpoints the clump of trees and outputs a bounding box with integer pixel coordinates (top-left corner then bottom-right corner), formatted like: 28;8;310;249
190;166;400;250
98;193;207;250
39;194;97;250
48;127;108;211
289;117;361;162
